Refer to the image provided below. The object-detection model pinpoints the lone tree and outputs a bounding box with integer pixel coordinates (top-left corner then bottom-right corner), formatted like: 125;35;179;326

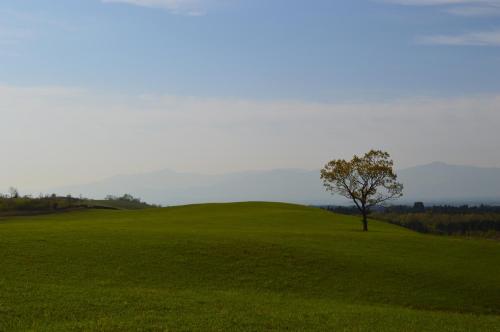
320;150;403;231
8;187;19;199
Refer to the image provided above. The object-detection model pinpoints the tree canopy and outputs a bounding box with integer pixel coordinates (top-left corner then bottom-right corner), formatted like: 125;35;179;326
320;150;403;231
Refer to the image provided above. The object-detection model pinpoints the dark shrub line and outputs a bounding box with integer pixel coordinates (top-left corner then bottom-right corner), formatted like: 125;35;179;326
373;212;500;239
319;205;500;239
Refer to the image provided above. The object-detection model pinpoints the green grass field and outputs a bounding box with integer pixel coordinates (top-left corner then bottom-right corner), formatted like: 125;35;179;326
0;202;499;331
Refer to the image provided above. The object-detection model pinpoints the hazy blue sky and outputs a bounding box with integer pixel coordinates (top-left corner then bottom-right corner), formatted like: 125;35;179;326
1;0;500;189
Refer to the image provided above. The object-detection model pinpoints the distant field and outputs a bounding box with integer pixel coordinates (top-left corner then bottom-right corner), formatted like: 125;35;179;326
0;202;499;331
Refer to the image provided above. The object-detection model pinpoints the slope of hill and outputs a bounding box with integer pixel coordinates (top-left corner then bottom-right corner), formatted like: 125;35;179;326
49;163;500;206
0;203;499;331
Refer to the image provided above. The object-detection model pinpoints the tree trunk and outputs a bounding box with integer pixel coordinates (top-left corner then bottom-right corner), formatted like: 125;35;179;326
362;211;368;232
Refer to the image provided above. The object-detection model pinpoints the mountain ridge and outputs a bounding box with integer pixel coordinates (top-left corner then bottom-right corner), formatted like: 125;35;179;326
48;162;500;206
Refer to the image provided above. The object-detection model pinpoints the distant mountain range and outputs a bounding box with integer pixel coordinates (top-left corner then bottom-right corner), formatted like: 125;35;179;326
397;162;500;205
50;162;500;206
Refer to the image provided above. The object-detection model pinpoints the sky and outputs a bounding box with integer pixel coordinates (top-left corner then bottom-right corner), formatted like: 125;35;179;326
1;0;500;189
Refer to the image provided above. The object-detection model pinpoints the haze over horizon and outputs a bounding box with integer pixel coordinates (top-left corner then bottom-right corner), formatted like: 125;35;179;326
11;162;497;206
42;160;500;189
2;0;500;189
5;161;500;194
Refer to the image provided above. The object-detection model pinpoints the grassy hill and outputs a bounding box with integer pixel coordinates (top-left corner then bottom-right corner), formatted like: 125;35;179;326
0;202;499;331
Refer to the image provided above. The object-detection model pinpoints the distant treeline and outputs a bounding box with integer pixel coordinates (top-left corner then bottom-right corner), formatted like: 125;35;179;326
319;204;500;214
374;212;500;239
0;190;157;216
384;204;500;214
320;204;500;239
0;194;82;215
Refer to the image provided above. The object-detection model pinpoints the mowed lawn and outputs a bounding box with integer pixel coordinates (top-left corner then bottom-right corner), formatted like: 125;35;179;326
0;203;499;331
